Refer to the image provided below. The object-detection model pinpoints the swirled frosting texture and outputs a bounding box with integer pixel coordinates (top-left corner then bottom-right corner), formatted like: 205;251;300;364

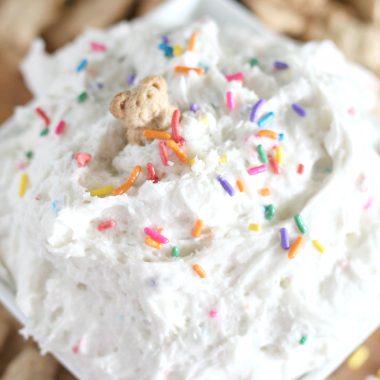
1;18;380;380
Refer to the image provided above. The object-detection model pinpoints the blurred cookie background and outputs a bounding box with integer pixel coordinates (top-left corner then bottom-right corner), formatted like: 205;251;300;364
0;0;379;379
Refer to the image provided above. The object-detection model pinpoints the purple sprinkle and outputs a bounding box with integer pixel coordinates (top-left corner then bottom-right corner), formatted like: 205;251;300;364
217;175;235;196
292;103;306;117
127;74;136;87
161;35;169;44
249;98;265;122
280;228;290;250
274;61;289;70
190;103;199;112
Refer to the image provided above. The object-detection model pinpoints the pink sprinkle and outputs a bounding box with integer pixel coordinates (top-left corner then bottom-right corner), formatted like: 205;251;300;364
363;196;373;210
209;309;218;318
72;340;81;354
171;109;181;143
90;41;107;52
226;91;235;111
247;164;267;175
269;155;280;175
159;142;169;166
347;107;356;116
147;163;159;182
225;72;244;82
144;227;169;244
55;120;66;135
97;220;116;231
16;161;28;170
35;107;50;127
74;152;92;167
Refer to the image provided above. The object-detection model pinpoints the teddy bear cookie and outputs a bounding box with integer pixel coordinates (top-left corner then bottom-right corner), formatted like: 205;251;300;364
109;75;175;145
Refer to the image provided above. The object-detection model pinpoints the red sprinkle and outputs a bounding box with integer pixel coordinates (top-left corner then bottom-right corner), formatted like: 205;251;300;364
297;163;304;174
268;155;280;175
35;107;50;127
74;152;92;167
159;142;169;166
146;162;159;183
97;220;116;231
55;120;66;135
171;109;182;143
90;41;107;52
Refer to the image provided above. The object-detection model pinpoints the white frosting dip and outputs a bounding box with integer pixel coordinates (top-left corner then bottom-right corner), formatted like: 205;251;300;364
1;18;380;380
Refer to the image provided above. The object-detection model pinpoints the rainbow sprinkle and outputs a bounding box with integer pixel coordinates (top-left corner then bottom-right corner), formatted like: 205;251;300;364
146;163;159;183
192;219;204;238
144;227;169;244
55;120;66;135
171;109;181;143
192;263;206;278
76;58;88;72
217;175;235;196
159;142;169;166
171;247;180;257
257;144;268;164
40;128;49;137
269;155;280;175
247;164;267;175
236;179;245;192
167;140;188;164
77;91;88;103
209;309;218;318
288;236;304;259
226;91;235;111
19;173;29;198
258;112;275;127
90;41;107;52
113;165;142;195
249;98;265;122
25;151;33;160
259;187;271;196
127;74;136;87
174;66;204;75
256;130;278;140
280;228;290;250
292;103;306;117
249;223;261;232
264;204;276;220
143;129;171;140
249;57;259;67
312;240;325;254
188;31;198;51
275;146;284;164
225;72;244;82
190;103;199;112
74;152;92;167
274;61;289;70
299;336;308;345
35;107;50;127
145;237;162;250
294;214;307;234
297;163;304;174
90;186;114;197
97;220;116;231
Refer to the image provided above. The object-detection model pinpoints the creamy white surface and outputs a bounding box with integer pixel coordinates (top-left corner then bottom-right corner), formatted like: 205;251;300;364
1;18;380;380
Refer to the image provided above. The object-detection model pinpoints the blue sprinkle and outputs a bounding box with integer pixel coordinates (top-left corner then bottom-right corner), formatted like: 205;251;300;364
274;61;289;70
158;42;167;50
279;132;285;141
292;103;306;117
164;46;173;58
76;58;88;73
249;98;265;122
190;103;199;112
258;112;275;127
217;175;235;196
127;74;136;87
51;200;60;216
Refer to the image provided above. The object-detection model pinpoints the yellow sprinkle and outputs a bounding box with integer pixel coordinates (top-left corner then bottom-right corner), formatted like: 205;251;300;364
347;345;370;370
145;237;162;250
173;44;183;56
19;173;29;198
192;263;206;278
259;187;271;196
199;115;209;125
312;239;325;254
189;156;198;166
249;223;261;232
275;146;284;164
90;185;114;197
219;154;228;164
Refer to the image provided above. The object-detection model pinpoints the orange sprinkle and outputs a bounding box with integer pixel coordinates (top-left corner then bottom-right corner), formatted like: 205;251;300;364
192;219;204;238
288;236;304;259
174;66;205;75
192;263;206;278
143;129;171;140
112;165;142;195
167;140;188;163
236;179;245;192
256;130;278;140
188;31;198;51
145;237;161;250
259;187;271;196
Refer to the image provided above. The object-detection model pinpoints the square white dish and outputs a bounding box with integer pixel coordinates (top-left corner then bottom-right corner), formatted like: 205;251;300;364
0;0;379;379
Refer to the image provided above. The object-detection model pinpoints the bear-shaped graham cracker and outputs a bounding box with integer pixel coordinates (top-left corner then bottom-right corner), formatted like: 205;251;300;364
109;75;175;145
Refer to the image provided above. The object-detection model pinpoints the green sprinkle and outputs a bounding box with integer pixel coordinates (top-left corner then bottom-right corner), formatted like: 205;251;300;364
264;204;276;220
25;151;34;160
249;57;259;67
294;214;307;234
299;336;308;345
171;246;180;257
77;91;88;103
40;128;49;137
257;144;268;164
